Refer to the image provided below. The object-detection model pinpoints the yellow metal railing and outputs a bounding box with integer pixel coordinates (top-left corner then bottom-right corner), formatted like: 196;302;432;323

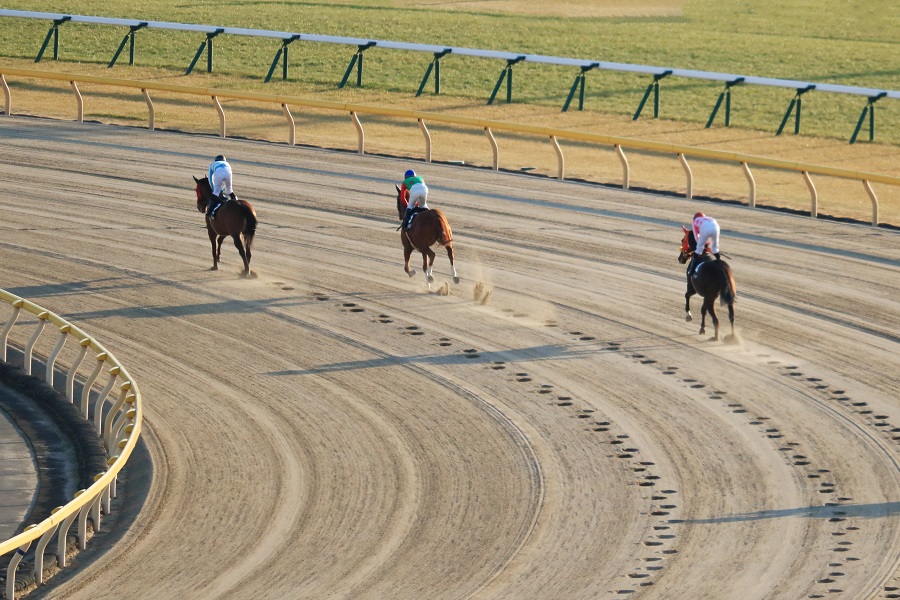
1;66;898;225
0;289;142;599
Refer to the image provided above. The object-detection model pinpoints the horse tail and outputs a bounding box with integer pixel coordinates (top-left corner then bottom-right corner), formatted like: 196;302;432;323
434;210;453;246
242;203;258;250
718;261;736;306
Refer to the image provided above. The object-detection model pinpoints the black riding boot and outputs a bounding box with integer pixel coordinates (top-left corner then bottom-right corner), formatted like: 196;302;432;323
229;192;237;201
402;208;413;230
714;252;721;260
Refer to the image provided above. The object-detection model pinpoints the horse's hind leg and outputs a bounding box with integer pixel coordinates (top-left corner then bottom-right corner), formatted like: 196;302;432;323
446;245;460;284
699;297;710;336
232;234;250;276
706;298;720;341
217;235;226;263
424;248;436;285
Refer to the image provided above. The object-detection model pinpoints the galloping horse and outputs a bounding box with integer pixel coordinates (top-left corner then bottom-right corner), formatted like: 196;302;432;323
194;176;258;277
396;185;459;289
678;226;736;341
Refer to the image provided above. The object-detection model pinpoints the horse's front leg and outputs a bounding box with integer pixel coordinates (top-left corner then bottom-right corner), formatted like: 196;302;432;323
217;235;226;263
208;225;219;270
684;274;695;322
403;243;415;278
446;245;460;284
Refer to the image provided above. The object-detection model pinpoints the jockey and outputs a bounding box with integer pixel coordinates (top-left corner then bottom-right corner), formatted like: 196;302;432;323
400;169;429;230
207;155;236;217
690;211;721;270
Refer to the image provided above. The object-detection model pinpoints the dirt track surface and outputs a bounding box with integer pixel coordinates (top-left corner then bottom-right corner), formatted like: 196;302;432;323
1;117;899;599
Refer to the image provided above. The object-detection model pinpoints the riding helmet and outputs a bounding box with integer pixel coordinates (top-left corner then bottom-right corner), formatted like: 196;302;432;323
404;169;416;179
215;155;226;162
693;212;705;219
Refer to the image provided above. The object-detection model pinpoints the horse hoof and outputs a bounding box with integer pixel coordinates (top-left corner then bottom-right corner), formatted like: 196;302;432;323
427;275;435;284
698;328;705;335
453;276;460;284
408;270;416;278
210;266;219;271
685;313;692;322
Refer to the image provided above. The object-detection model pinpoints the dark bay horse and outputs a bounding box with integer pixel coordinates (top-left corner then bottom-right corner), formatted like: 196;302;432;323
678;226;736;341
396;184;459;289
194;176;258;277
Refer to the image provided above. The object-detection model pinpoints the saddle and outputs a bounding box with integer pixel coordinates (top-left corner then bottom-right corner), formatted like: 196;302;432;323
690;253;713;277
401;206;426;231
209;193;236;220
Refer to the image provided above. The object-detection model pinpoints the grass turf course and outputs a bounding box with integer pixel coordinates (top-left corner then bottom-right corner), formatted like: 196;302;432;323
0;0;898;144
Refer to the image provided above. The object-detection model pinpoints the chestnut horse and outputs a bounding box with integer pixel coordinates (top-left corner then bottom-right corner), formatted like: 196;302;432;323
396;185;459;289
678;226;736;341
194;176;258;277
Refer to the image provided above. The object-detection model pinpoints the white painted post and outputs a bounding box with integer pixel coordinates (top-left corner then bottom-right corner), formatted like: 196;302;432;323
34;508;62;584
742;162;756;207
70;81;83;123
1;74;10;115
281;103;295;146
550;135;564;180
212;96;225;138
1;299;23;362
350;111;364;154
802;171;817;218
484;127;498;171
77;500;91;550
91;474;104;533
418;119;432;163
56;492;83;567
46;325;69;387
141;88;154;131
24;312;49;376
678;153;693;199
66;339;91;403
103;387;133;449
92;366;120;434
81;352;107;416
614;145;629;190
5;525;36;600
862;180;879;226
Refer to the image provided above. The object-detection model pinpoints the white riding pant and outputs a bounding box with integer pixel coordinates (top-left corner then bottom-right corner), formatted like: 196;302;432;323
408;182;428;209
211;164;233;197
694;218;720;255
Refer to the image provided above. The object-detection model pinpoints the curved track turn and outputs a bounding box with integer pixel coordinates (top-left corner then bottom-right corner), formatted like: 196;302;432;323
1;118;899;599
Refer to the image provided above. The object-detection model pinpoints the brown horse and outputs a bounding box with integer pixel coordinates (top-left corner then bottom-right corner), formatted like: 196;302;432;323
194;176;258;277
396;184;459;289
678;226;736;341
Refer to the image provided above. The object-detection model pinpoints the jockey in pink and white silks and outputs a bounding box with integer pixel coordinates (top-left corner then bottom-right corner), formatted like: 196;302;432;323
692;212;721;258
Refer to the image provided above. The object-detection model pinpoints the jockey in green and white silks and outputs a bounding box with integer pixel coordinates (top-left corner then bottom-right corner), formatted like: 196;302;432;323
400;169;429;230
208;155;233;198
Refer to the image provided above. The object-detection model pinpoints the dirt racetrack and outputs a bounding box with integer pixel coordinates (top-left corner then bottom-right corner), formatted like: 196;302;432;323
1;116;899;599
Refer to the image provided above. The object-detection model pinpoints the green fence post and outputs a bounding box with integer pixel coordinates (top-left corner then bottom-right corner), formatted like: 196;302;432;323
109;23;147;68
186;29;223;75
776;85;814;136
562;63;598;112
487;56;525;105
705;77;743;128
339;42;376;88
265;35;300;82
849;92;886;144
35;16;71;63
633;70;671;121
416;49;451;97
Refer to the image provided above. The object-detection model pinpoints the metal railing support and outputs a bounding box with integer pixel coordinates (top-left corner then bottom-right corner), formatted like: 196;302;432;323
706;77;744;128
80;353;107;416
212;96;225;138
678;153;693;199
802;170;818;218
186;29;223;75
46;325;69;387
416;49;451;97
350;111;364;154
633;70;671;120
103;385;132;450
265;35;300;83
862;180;879;226
1;299;24;362
742;162;756;208
141;88;154;131
92;366;120;434
108;23;147;68
70;81;83;122
24;312;49;376
562;63;599;112
33;510;61;585
35;16;71;62
777;85;815;136
615;144;630;190
418;119;432;163
5;525;37;600
281;103;295;146
56;492;83;567
551;136;564;180
487;56;525;105
849;92;886;144
339;41;376;88
485;127;499;171
66;338;91;403
2;74;9;115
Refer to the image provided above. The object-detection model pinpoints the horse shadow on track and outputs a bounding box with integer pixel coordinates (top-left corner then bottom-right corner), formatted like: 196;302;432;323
676;502;900;524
